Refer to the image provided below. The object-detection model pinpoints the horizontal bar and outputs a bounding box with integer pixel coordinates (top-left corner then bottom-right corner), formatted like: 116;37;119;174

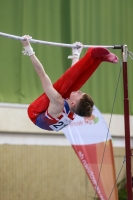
0;32;122;49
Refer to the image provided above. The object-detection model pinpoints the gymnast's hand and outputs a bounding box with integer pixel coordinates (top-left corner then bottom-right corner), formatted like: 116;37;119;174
68;41;83;60
21;35;32;47
68;42;83;65
72;41;83;58
21;35;35;56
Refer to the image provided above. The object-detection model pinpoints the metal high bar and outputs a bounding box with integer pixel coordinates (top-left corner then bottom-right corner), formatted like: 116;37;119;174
0;32;121;49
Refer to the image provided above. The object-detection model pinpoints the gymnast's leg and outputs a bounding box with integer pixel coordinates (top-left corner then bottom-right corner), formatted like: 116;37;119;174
53;46;118;98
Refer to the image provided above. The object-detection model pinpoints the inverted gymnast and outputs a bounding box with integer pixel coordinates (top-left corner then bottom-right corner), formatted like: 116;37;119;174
21;36;118;132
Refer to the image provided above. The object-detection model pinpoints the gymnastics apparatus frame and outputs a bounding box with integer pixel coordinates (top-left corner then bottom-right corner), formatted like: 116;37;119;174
0;32;132;199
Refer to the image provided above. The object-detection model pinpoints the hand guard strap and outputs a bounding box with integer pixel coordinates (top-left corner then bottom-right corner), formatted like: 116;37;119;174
68;54;79;59
22;45;35;56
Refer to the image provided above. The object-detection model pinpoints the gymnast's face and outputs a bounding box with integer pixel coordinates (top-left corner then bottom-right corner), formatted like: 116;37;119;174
69;90;84;103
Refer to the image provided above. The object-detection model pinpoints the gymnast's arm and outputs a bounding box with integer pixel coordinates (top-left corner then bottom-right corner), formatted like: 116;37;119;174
30;55;63;104
21;36;64;109
71;56;79;66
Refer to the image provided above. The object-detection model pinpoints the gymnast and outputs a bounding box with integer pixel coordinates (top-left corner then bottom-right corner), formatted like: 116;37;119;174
21;35;118;131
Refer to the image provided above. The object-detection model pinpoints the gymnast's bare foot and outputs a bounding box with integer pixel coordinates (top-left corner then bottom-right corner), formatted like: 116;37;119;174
91;47;118;63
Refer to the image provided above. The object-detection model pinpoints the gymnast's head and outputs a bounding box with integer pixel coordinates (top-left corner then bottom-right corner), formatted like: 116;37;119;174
69;91;94;117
